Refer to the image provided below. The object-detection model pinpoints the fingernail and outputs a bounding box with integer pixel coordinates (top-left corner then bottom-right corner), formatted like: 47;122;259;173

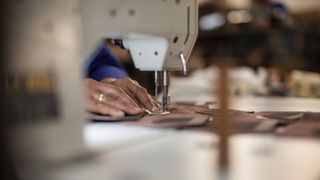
152;106;159;112
144;109;152;115
115;111;125;117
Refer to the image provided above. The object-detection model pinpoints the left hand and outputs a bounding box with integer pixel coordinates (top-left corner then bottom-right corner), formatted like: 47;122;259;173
101;77;160;112
84;78;143;116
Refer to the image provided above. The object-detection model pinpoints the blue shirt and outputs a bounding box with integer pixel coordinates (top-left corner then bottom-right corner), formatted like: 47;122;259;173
87;45;128;81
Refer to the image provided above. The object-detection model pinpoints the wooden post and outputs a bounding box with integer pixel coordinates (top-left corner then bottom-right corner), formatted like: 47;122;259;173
217;63;231;178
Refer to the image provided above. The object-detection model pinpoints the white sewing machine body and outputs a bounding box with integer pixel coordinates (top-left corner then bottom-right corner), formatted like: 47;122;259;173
81;0;198;71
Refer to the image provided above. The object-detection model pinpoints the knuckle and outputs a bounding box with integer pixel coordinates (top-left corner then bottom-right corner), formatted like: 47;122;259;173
106;86;120;94
127;78;137;84
124;78;130;81
118;78;127;83
132;80;139;84
138;87;147;94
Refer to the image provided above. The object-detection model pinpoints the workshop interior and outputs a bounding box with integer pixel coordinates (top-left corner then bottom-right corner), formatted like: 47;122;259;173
1;0;320;180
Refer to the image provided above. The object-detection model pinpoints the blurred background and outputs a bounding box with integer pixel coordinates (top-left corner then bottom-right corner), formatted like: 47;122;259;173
108;0;320;99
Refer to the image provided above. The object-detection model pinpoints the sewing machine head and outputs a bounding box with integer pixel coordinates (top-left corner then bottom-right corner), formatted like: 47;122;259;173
81;0;198;72
81;0;198;111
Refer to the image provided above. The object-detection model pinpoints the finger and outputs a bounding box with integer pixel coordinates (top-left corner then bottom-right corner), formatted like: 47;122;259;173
87;96;125;117
151;97;161;110
91;91;141;115
98;86;142;114
122;87;146;108
101;78;151;110
148;95;160;111
85;79;129;116
127;83;157;111
104;96;143;115
96;82;139;108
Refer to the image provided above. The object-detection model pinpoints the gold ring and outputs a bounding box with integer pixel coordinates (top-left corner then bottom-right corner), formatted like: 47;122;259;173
97;93;105;102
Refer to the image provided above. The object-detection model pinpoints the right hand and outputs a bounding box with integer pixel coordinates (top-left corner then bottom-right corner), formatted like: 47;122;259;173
84;78;143;117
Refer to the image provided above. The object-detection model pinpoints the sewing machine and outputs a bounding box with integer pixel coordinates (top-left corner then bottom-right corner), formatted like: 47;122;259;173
81;0;198;112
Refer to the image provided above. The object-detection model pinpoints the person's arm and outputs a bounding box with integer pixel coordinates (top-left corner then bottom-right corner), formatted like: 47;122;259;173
87;45;128;81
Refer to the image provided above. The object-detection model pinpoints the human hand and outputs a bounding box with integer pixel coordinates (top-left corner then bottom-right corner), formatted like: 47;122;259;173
84;78;143;116
101;77;160;112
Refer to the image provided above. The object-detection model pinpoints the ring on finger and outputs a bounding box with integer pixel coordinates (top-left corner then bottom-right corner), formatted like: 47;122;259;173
97;93;105;102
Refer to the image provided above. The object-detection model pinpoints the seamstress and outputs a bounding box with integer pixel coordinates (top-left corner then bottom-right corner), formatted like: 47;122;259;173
84;44;160;117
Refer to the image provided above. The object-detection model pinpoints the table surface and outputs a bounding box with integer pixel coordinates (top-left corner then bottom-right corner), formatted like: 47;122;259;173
170;95;320;112
169;69;320;112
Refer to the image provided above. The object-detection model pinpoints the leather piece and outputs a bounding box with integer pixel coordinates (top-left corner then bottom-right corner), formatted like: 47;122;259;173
124;104;211;128
89;102;320;138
